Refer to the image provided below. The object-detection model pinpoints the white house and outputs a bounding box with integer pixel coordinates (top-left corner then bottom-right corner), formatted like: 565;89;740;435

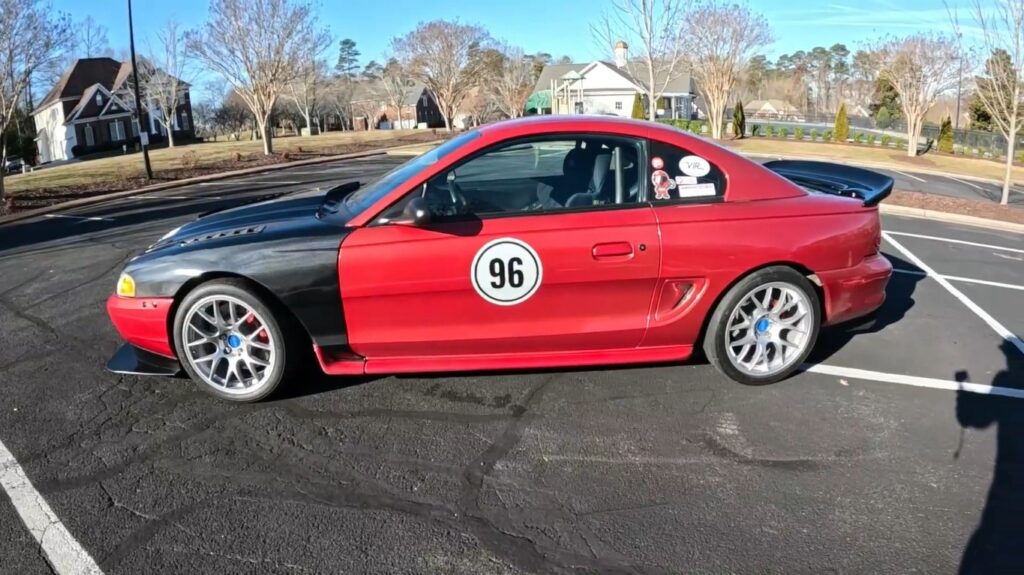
526;42;697;121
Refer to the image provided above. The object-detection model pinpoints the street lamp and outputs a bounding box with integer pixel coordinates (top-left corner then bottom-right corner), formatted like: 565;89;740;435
127;0;153;180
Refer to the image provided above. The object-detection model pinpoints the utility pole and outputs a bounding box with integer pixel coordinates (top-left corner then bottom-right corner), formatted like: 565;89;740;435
955;33;964;131
128;0;153;180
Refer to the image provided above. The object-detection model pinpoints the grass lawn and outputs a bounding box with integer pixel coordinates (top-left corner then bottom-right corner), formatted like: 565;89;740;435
5;129;433;195
727;138;1024;183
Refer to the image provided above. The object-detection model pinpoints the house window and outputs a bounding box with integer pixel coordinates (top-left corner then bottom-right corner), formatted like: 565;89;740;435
84;124;95;147
614;101;622;110
109;120;125;141
95;93;103;106
180;111;189;130
131;120;138;136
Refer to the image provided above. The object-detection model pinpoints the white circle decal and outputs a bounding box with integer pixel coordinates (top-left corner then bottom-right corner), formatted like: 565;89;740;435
679;155;711;177
471;238;542;306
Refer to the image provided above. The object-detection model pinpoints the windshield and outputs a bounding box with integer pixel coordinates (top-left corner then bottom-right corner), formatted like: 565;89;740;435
343;130;481;215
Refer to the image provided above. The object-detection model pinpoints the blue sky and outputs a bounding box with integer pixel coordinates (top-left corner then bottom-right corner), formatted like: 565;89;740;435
54;0;965;97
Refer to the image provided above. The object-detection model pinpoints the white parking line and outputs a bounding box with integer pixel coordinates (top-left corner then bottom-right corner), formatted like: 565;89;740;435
883;232;1024;356
886;231;1024;255
891;268;1024;291
0;439;103;574
805;364;1024;400
943;175;986;191
890;169;927;183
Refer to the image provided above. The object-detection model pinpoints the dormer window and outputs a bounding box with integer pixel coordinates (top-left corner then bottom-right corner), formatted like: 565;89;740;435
95;93;103;106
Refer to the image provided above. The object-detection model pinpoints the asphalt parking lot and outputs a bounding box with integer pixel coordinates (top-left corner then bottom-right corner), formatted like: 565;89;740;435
0;154;1022;574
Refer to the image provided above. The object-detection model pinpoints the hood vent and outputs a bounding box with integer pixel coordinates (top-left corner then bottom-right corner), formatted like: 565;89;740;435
179;225;266;246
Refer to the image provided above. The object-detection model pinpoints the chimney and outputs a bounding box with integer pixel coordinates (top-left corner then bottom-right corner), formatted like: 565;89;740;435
614;41;628;68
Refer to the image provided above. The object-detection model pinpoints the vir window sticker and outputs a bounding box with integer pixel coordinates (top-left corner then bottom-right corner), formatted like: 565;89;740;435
650;154;717;200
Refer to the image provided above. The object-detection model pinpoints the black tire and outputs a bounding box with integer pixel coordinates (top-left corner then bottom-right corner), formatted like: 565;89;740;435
703;266;821;385
173;278;297;402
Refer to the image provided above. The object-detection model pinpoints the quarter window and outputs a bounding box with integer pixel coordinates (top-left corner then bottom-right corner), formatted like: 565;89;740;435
379;135;645;222
647;139;725;202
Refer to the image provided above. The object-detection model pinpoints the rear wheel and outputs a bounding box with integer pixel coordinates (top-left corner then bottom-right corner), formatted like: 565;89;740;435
173;279;294;402
704;267;820;385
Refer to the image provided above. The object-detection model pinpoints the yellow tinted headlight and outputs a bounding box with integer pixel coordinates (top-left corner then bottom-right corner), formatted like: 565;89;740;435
116;273;136;297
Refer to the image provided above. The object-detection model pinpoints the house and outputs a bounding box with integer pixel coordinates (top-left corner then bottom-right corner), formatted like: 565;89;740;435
349;81;443;130
526;42;698;121
33;57;195;163
743;99;805;121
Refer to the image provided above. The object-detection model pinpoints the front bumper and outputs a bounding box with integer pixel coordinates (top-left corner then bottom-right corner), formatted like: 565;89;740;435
106;294;176;358
107;343;181;376
817;254;892;326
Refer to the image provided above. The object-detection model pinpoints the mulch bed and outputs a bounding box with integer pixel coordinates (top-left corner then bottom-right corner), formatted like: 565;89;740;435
888;190;1024;225
1;133;444;216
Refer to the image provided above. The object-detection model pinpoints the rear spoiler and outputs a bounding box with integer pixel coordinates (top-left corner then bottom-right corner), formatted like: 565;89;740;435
763;160;893;207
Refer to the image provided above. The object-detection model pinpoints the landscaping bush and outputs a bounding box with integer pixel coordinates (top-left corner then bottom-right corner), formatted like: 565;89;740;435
795;127;804;140
875;107;892;129
895;138;906;149
834;103;849;143
778;127;789;138
732;101;746;138
631;94;645;120
867;134;876;145
810;128;818;141
853;132;864;144
823;129;832;140
689;120;703;134
938;116;954;153
765;125;775;137
881;134;891;147
751;124;761;137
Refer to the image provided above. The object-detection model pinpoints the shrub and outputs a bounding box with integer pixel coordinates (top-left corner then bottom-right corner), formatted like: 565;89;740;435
854;132;864;144
778;127;789;138
689;120;703;134
795;127;804;140
765;125;775;137
823;129;832;140
867;134;876;145
875;107;892;129
631;93;645;120
810;128;818;141
834;103;850;142
233;151;243;162
178;150;200;170
895;138;906;149
751;124;761;137
938;116;954;153
732;101;746;138
881;134;891;147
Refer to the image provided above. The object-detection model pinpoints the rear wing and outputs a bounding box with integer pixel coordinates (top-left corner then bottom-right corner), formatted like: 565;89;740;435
763;160;893;207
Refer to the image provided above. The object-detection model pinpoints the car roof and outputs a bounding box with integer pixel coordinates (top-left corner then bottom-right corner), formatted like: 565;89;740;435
479;115;652;137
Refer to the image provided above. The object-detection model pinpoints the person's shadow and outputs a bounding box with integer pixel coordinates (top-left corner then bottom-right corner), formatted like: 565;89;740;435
956;340;1024;574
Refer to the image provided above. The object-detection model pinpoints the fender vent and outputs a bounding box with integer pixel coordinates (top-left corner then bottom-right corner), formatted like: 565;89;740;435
179;225;265;246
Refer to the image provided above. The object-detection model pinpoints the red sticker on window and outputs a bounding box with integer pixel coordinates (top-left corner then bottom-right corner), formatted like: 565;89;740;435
651;157;664;170
652;170;674;199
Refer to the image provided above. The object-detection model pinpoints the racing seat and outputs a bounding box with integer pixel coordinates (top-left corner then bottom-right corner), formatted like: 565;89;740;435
535;146;596;209
565;151;613;208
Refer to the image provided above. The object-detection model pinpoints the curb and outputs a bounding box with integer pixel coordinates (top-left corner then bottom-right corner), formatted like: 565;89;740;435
0;139;443;227
879;203;1024;234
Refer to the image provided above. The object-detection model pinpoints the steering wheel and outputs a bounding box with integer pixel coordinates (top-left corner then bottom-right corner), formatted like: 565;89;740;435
424;178;468;217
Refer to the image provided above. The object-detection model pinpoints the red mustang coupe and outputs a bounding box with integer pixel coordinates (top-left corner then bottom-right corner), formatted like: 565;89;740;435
106;116;892;402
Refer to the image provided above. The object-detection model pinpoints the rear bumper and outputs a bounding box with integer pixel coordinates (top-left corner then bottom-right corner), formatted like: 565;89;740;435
817;254;892;326
106;294;176;358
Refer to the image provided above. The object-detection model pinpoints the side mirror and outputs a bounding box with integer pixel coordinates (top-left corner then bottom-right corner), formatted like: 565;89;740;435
397;196;432;226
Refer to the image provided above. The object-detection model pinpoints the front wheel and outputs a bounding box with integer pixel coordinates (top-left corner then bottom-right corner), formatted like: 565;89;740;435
704;267;821;385
173;279;295;402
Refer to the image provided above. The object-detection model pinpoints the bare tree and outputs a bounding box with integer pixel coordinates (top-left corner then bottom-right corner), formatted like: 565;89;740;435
0;0;72;202
283;27;331;136
955;0;1024;205
681;1;772;139
869;34;961;157
392;20;492;131
378;58;415;129
351;83;385;131
141;21;190;148
324;76;357;130
488;44;534;119
186;0;328;154
78;15;110;58
593;0;690;122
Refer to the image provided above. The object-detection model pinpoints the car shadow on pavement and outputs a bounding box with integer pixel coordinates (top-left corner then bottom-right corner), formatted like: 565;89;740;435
955;341;1024;575
807;253;923;364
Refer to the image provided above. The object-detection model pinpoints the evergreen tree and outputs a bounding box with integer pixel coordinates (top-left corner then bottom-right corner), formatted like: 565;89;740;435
833;103;849;143
336;38;360;77
938;116;954;153
732;101;746;138
968;93;993;131
631;94;645;120
869;78;901;123
875;106;892;129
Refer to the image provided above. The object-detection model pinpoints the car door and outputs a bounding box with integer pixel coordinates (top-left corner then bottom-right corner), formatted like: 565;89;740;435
338;133;661;369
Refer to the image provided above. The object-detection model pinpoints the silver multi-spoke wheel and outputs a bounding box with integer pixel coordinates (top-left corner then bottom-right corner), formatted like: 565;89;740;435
182;295;276;395
724;281;813;377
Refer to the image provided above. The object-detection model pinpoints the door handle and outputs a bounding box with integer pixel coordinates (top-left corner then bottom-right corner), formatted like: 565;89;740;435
592;242;634;259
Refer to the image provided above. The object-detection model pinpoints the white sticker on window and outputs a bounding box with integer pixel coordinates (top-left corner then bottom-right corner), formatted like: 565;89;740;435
678;183;717;198
674;175;697;186
471;238;543;306
679;155;711;177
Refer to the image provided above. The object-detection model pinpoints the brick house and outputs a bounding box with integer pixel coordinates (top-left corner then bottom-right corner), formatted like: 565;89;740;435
350;81;444;130
33;57;195;163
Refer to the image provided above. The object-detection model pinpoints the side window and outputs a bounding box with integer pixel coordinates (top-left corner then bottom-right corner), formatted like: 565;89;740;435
379;135;645;222
647;139;726;203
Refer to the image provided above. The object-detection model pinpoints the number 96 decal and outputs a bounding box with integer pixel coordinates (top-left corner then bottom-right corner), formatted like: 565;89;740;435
471;238;543;305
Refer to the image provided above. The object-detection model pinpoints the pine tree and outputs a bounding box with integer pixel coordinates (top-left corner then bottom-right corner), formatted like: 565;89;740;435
732;101;746;138
938;116;954;153
631;94;645;120
834;103;850;143
875;107;892;129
